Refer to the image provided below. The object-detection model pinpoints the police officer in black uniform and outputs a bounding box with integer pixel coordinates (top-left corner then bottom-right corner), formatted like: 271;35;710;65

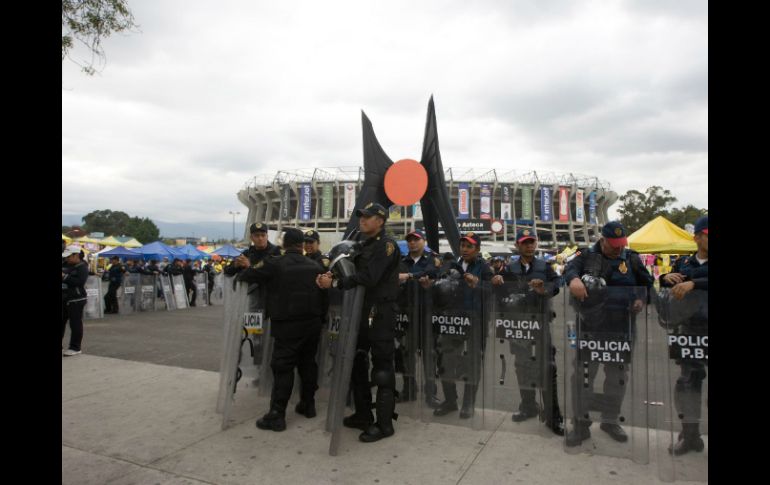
62;245;89;356
491;228;564;435
563;221;654;446
303;229;331;270
660;215;708;455
225;222;282;276
317;202;401;442
182;259;197;306
236;228;326;431
397;229;442;404
103;256;125;314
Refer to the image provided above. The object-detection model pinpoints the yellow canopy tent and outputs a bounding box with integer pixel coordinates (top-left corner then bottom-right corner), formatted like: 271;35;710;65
122;238;143;248
627;216;697;254
62;234;72;244
99;236;123;246
74;236;101;244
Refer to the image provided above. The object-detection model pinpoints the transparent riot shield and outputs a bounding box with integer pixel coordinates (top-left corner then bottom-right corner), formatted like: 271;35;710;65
563;285;649;463
216;277;258;429
119;274;139;315
83;275;104;319
325;285;365;456
483;280;557;436
210;273;225;305
160;275;176;311
195;273;209;307
138;274;157;312
246;284;273;398
394;279;421;418
316;288;343;403
421;277;485;430
171;274;189;309
651;288;708;482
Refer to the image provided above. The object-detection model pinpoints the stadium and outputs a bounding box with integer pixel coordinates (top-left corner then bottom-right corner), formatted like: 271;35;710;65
236;167;617;253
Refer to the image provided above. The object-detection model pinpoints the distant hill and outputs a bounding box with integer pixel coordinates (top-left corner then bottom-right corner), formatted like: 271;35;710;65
61;214;246;241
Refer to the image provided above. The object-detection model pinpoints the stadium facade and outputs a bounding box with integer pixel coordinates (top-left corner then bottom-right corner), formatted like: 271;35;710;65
236;167;617;252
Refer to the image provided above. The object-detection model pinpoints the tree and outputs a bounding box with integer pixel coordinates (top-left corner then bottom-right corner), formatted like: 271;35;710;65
62;0;138;75
81;209;160;243
616;186;677;233
668;205;708;230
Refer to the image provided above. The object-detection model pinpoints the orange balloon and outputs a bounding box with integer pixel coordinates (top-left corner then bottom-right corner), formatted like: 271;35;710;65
384;159;428;206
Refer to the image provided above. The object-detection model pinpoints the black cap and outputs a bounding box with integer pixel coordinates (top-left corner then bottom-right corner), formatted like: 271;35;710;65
601;221;628;248
282;228;305;246
355;202;388;220
694;215;708;235
406;229;425;241
515;227;537;243
303;229;320;242
249;222;268;234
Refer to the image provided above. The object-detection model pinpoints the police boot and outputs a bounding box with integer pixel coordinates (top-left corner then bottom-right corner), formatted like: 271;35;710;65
424;380;441;408
599;422;628;442
359;387;396;443
434;380;459;416
343;386;373;430
565;420;592;447
295;400;316;418
512;389;540;422
256;409;286;432
669;423;704;456
459;383;477;419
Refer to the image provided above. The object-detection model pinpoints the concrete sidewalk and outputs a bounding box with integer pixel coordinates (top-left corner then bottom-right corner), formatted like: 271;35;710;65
62;355;706;485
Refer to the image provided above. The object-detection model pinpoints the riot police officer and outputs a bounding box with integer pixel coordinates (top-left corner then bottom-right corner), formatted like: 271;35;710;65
237;228;326;431
660;215;708;455
316;202;401;442
491;228;564;435
62;245;89;356
563;221;654;446
225;222;282;276
396;229;442;404
103;256;125;314
303;229;331;270
432;232;492;419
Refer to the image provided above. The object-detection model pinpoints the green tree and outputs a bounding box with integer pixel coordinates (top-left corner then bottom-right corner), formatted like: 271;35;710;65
125;216;160;244
62;0;139;75
668;205;708;230
81;209;159;243
616;186;677;233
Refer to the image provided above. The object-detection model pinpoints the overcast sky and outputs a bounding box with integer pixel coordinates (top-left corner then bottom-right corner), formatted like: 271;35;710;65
62;0;707;224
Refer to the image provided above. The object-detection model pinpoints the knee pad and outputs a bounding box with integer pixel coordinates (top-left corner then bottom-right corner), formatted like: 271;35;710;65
372;369;395;389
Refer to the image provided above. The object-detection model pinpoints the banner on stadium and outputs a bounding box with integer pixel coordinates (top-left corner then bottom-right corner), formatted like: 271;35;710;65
389;205;402;221
344;183;356;218
299;183;312;221
500;185;512;223
540;186;552;222
458;183;470;219
589;191;597;224
559;186;569;222
521;186;533;220
575;189;585;223
280;184;291;219
412;202;423;220
480;184;492;219
321;184;333;218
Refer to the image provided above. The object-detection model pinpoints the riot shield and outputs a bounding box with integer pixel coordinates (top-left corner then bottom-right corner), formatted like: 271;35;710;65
138;274;157;312
394;279;422;418
563;285;649;463
651;288;708;482
171;274;189;309
195;273;209;307
316;288;343;403
210;273;225;305
421;277;485;430
160;275;176;311
483;280;556;436
325;285;365;456
119;274;139;314
247;283;273;397
216;277;259;429
83;275;104;319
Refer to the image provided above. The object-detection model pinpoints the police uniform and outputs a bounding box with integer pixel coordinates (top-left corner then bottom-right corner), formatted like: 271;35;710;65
237;228;326;431
498;228;563;433
224;223;281;276
396;229;442;402
104;259;125;314
563;221;654;446
62;246;89;353
659;215;708;455
334;203;401;442
433;232;493;419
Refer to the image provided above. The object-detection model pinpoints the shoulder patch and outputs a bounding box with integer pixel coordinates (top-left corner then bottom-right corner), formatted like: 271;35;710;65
253;260;264;269
434;257;441;268
321;258;330;268
386;241;395;256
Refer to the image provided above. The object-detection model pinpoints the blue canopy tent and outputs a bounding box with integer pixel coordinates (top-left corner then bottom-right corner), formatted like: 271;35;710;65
212;244;245;258
134;241;177;261
98;246;143;260
174;244;209;261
